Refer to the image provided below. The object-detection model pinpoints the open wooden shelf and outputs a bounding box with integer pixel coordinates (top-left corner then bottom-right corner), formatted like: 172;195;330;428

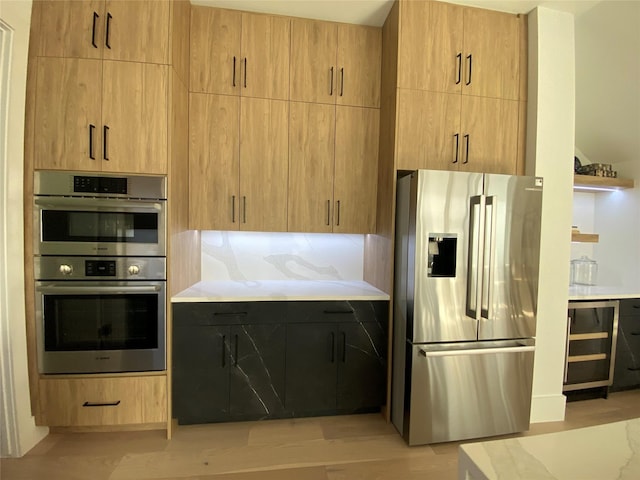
574;174;635;191
571;232;599;243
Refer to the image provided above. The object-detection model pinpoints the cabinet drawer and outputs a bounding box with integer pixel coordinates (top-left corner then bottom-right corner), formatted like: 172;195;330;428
173;302;285;326
39;375;167;427
619;299;640;317
565;359;610;386
286;301;388;324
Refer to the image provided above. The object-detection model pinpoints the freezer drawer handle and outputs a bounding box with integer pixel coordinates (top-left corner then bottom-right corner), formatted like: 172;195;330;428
419;346;535;357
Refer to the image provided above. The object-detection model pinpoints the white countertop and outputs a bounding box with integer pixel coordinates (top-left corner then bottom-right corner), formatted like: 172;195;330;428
569;284;640;300
172;280;390;302
458;418;640;480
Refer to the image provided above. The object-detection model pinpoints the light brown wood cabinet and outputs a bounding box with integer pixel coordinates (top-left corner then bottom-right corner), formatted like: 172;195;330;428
190;6;290;100
36;0;170;64
396;88;518;174
398;0;520;101
34;57;168;174
38;375;167;427
290;19;381;108
189;94;289;231
288;102;378;233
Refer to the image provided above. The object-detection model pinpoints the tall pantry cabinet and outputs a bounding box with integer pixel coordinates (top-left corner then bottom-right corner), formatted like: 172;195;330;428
288;19;381;233
24;0;191;434
188;7;291;232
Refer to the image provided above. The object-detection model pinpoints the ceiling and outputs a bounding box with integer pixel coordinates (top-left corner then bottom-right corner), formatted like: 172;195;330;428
191;0;602;26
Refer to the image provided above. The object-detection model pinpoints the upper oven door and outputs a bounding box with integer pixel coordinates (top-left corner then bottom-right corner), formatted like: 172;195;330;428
34;197;166;256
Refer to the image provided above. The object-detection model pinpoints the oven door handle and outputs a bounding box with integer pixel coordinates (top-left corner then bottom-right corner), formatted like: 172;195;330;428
36;285;162;294
34;197;163;211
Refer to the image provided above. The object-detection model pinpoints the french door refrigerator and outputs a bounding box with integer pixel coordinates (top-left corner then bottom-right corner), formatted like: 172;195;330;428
391;169;543;445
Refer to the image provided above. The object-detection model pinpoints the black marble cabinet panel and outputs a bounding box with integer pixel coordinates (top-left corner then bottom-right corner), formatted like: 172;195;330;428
172;300;388;424
285;323;339;413
173;324;229;424
337;321;387;410
611;298;640;392
229;324;286;419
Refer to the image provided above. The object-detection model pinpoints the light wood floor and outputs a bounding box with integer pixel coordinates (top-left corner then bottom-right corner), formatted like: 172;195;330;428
2;389;640;480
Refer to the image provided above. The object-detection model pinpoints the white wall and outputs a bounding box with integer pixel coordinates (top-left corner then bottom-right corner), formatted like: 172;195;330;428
575;0;640;289
0;0;48;457
527;7;575;423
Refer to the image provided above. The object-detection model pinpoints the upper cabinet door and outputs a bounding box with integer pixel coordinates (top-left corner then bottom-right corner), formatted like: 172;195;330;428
190;6;242;95
459;96;518;175
240;13;290;100
462;8;519;100
189;93;240;231
333;106;379;234
101;0;171;64
288;102;335;233
395;89;462;172
37;0;106;59
290;19;338;104
398;0;463;94
239;98;289;232
34;57;103;171
101;61;168;174
37;0;170;64
336;24;381;108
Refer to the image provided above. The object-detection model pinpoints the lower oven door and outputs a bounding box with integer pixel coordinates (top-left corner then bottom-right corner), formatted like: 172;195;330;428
35;281;166;374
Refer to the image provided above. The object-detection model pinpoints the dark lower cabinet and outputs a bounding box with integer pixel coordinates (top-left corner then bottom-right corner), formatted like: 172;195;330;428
337;322;386;410
229;324;286;418
173;325;229;424
611;298;640;392
286;321;387;415
173;300;388;424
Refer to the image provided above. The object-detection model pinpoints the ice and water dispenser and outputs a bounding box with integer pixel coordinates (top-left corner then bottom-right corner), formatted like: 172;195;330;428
427;234;457;277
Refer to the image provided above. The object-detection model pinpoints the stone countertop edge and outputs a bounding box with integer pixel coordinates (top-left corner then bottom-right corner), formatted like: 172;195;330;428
568;284;640;300
171;280;391;303
458;418;640;480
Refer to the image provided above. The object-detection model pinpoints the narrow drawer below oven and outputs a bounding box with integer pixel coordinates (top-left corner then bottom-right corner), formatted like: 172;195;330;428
38;375;167;427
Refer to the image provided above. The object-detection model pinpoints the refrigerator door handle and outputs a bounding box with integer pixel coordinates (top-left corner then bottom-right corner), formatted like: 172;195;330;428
481;196;496;319
419;346;535;357
465;195;485;320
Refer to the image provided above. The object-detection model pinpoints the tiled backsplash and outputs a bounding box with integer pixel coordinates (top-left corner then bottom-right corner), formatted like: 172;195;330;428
201;231;364;281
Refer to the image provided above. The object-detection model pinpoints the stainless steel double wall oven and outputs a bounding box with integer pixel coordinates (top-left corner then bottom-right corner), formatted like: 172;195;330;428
33;171;167;374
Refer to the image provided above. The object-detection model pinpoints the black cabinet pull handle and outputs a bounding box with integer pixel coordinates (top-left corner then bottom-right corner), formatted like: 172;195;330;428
340;67;344;96
103;125;109;160
326;199;331;226
232;56;236;87
213;311;248;317
631;332;640;336
242;196;247;224
234;334;238;367
222;335;226;367
336;200;340;226
329;66;334;95
633;305;640;309
232;195;236;223
83;400;120;407
244;58;247;88
330;332;335;363
463;134;470;164
628;367;640;372
341;331;346;363
91;12;99;48
89;124;96;159
456;53;462;85
453;133;459;164
466;54;472;85
323;309;355;314
105;13;112;49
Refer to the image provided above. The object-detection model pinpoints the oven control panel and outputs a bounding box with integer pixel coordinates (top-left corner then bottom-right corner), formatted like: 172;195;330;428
35;257;166;281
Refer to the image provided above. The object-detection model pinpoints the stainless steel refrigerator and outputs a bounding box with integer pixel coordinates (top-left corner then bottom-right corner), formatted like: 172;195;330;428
391;169;543;445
